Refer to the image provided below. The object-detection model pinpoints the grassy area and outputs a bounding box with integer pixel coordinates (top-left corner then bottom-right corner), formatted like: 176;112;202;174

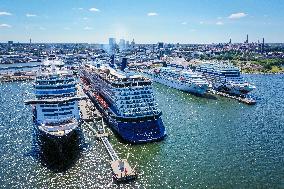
241;59;284;73
201;52;284;73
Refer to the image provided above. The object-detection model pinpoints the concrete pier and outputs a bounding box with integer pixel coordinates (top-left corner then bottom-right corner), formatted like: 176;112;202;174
79;84;137;182
210;89;256;105
0;75;35;82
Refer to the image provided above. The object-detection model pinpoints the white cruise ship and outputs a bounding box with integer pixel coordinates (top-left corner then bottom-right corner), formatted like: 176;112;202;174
196;62;256;96
26;55;81;138
147;66;209;95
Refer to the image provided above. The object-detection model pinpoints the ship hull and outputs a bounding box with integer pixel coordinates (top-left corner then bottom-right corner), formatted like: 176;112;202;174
152;75;208;95
87;92;166;144
35;126;83;171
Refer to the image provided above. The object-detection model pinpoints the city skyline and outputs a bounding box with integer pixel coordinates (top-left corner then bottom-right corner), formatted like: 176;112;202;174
0;0;284;44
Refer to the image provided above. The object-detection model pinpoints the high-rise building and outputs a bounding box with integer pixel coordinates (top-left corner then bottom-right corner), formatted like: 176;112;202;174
125;41;130;49
131;39;135;49
262;38;265;53
245;34;249;43
158;42;164;49
109;38;116;53
119;39;126;50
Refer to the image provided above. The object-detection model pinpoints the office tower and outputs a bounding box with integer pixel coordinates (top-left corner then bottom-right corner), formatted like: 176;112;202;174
109;37;116;53
245;34;249;43
262;38;265;53
119;39;126;50
158;42;164;49
126;41;130;49
131;39;135;49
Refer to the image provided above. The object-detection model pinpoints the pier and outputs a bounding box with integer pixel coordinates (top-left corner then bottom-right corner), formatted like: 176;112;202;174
210;90;256;105
78;84;137;182
0;75;35;82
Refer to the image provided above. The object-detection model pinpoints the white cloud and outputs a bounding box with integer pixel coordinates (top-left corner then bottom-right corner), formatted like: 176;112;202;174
216;21;224;25
147;12;158;16
0;11;12;16
72;7;84;11
84;26;93;30
199;21;204;24
26;13;37;17
181;22;187;25
89;7;100;12
228;12;247;19
0;24;12;28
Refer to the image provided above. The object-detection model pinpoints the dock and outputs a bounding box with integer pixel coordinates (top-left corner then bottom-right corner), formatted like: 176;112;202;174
84;118;137;182
79;84;137;182
210;90;256;105
0;75;35;82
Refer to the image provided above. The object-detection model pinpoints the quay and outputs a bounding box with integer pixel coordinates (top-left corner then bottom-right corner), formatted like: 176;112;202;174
0;64;40;71
78;84;137;182
210;90;256;105
0;75;35;82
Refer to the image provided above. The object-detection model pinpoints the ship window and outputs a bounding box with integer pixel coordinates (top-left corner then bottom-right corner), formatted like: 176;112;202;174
40;104;56;107
58;111;73;115
42;108;57;112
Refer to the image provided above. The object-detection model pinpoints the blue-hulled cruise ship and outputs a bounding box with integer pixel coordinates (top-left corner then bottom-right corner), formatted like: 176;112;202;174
26;55;81;139
80;58;166;143
196;62;256;96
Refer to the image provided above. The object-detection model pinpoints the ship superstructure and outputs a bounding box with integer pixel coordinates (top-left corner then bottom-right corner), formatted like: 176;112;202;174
196;62;256;95
80;59;166;143
26;55;81;138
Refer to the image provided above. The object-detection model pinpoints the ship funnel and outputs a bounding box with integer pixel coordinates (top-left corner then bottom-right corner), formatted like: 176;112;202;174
121;58;127;71
110;55;115;68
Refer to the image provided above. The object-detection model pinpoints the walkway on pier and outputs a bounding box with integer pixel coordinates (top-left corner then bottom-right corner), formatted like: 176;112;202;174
209;89;256;105
101;137;119;161
79;82;137;182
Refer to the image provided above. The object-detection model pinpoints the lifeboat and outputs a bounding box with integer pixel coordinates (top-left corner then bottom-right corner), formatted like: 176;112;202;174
93;93;108;109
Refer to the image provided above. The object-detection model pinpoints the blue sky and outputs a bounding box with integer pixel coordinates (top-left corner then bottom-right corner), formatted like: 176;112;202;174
0;0;283;44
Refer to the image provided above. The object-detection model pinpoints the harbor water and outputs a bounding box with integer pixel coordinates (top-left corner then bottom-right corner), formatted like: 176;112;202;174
0;74;283;188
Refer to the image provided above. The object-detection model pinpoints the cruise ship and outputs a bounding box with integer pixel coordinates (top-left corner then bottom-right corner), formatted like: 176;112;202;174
80;58;166;143
25;55;81;140
147;66;209;95
196;62;256;96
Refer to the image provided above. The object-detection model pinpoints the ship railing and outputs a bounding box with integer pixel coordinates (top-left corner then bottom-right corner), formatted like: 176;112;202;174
35;92;77;99
40;119;78;131
40;123;77;132
35;86;76;91
119;110;162;119
34;81;76;87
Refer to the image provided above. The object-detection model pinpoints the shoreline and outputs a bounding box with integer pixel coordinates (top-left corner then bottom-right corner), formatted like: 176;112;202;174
241;72;284;75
